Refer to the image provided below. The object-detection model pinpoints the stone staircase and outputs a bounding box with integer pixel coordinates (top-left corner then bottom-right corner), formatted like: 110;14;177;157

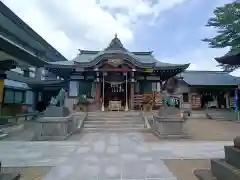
206;109;238;121
83;111;146;132
194;137;240;180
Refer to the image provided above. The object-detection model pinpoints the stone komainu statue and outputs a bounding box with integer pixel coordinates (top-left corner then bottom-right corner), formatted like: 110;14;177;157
163;92;175;107
50;88;66;106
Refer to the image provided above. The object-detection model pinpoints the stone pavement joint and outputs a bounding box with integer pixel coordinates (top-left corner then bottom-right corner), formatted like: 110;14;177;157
0;132;233;180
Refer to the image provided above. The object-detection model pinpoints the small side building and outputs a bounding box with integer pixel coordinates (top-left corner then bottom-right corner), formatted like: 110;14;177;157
164;71;239;110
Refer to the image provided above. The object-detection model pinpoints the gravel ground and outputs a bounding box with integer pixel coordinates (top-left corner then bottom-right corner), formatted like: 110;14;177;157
1;167;52;180
164;159;210;180
185;119;240;141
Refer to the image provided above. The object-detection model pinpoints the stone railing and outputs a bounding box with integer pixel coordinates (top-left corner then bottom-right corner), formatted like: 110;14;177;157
139;110;151;129
32;112;88;141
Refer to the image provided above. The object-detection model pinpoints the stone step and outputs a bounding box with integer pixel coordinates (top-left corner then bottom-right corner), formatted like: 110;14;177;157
0;129;8;140
0;133;8;140
82;127;148;132
225;146;240;169
87;112;140;118
206;110;237;120
86;117;141;121
84;120;143;124
84;123;144;128
211;159;240;180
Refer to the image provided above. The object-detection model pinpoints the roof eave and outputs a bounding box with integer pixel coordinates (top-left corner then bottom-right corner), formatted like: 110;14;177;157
0;36;48;67
154;63;190;70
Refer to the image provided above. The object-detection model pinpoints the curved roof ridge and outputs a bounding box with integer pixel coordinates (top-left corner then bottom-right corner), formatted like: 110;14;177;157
78;50;100;54
132;51;153;55
78;49;153;55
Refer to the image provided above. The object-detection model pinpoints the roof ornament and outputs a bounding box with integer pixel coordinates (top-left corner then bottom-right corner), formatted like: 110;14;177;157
114;33;118;38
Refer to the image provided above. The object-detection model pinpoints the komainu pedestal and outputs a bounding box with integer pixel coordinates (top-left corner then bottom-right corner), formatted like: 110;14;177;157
43;106;70;117
194;136;240;180
153;106;188;138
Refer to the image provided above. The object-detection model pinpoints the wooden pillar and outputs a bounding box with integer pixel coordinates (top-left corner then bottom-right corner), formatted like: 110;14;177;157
101;72;106;111
124;72;129;111
95;83;100;108
130;83;134;110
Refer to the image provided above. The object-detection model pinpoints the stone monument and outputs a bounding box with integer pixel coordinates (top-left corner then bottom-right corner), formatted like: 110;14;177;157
33;89;87;141
152;92;188;138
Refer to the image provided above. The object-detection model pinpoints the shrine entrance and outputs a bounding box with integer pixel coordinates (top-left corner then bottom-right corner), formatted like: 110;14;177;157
100;72;130;111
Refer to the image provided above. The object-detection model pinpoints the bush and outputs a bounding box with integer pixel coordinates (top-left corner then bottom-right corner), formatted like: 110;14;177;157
0;116;10;125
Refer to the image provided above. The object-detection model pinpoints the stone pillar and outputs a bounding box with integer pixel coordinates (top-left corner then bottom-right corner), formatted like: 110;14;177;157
95;72;100;109
130;71;135;110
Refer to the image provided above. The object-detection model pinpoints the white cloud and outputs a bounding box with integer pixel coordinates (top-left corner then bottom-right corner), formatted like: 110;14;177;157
160;45;240;77
160;46;228;71
2;0;188;59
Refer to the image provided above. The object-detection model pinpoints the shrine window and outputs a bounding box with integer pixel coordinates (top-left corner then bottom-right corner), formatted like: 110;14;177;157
182;93;189;102
135;82;140;93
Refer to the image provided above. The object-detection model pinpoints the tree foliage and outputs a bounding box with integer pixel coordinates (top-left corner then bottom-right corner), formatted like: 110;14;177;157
203;1;240;71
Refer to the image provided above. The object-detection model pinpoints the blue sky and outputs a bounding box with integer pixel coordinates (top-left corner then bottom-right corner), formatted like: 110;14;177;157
2;0;239;75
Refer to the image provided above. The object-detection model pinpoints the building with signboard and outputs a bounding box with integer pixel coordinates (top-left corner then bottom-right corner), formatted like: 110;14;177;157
0;2;67;115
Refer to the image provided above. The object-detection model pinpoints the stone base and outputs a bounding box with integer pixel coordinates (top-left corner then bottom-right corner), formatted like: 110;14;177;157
0;172;20;180
225;146;240;169
211;159;240;180
152;129;190;139
153;116;187;136
193;169;215;180
33;112;87;141
43;106;70;117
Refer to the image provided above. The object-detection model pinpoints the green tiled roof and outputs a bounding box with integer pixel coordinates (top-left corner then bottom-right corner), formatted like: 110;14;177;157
73;50;189;69
179;71;239;86
72;36;189;70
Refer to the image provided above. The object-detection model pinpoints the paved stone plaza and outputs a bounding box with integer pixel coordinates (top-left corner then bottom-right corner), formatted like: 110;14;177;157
0;132;233;180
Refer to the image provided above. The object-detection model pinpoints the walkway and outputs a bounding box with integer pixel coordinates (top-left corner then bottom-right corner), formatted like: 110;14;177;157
0;132;233;180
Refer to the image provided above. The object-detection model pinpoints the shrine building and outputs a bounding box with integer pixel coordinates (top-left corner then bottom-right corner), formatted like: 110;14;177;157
44;34;190;111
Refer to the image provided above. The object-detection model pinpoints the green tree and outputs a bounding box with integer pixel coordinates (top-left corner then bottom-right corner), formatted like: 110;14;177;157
203;1;240;70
